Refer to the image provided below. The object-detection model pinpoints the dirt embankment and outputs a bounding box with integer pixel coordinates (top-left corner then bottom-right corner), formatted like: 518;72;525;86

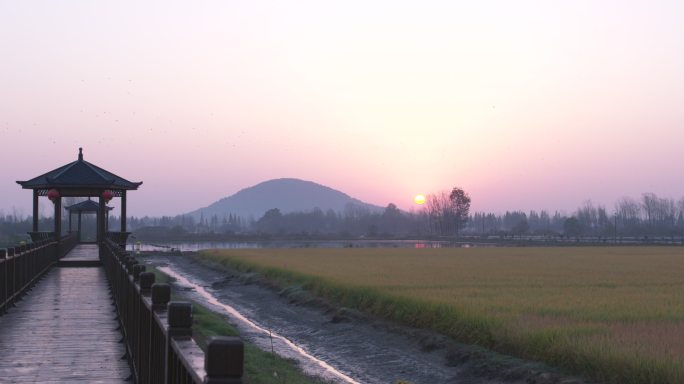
143;253;591;384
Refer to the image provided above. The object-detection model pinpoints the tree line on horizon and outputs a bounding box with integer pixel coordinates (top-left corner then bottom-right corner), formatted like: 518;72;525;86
2;191;684;244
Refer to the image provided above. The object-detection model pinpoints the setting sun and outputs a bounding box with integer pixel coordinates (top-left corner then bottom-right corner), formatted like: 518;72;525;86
414;194;426;205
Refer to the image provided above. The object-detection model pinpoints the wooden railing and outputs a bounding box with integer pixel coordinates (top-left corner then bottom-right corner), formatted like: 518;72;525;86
105;231;131;249
28;231;57;242
100;239;244;384
0;233;77;313
59;232;79;258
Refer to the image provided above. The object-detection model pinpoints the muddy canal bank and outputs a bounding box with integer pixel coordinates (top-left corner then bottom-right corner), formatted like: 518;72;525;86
142;254;589;384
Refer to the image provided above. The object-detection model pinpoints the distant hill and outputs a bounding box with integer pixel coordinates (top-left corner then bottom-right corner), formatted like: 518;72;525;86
186;178;383;220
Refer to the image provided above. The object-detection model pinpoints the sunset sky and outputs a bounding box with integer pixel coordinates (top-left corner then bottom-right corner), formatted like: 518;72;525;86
1;1;683;217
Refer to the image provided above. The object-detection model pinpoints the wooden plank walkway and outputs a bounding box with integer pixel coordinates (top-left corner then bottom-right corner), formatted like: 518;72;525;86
59;243;102;267
0;245;131;383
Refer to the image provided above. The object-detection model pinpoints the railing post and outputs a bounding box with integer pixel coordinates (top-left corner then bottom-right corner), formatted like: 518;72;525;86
167;302;192;337
133;264;146;282
167;301;193;383
150;283;170;384
125;258;138;275
151;283;171;310
205;337;244;384
7;248;15;307
1;249;6;313
139;272;155;293
138;271;155;384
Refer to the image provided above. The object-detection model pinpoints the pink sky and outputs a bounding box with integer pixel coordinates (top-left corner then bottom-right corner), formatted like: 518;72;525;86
1;1;683;217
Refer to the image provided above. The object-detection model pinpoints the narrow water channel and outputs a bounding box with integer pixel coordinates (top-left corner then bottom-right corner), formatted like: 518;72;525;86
159;266;362;384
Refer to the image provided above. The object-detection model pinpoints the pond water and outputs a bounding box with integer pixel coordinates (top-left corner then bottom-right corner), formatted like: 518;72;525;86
127;239;488;252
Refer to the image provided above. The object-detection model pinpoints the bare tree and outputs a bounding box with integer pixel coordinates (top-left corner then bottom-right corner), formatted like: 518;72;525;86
576;200;598;233
425;191;451;236
641;193;678;235
677;197;684;235
642;193;658;229
615;197;641;235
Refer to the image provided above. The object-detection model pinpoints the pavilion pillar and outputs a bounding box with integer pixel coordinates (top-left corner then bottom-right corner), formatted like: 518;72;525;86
121;190;127;233
78;212;82;242
68;211;72;233
54;196;62;239
98;195;105;244
32;190;39;232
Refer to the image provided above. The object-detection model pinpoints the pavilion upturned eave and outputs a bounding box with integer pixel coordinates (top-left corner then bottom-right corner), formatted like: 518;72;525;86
15;184;142;196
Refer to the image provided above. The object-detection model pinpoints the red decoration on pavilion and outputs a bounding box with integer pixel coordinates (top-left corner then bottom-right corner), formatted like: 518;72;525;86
102;190;114;204
47;189;60;202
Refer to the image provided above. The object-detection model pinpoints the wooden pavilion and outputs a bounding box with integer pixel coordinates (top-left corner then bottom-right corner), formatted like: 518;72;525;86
16;148;142;246
65;198;114;243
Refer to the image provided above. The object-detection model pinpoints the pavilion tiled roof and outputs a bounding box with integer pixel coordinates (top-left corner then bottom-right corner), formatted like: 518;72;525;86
16;148;142;190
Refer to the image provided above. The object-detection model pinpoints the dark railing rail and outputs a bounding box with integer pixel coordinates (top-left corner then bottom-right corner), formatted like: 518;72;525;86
0;233;77;314
59;232;78;258
28;231;57;242
101;239;243;384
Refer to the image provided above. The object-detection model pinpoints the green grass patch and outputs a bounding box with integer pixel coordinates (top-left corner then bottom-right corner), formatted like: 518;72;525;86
196;247;684;384
148;266;174;284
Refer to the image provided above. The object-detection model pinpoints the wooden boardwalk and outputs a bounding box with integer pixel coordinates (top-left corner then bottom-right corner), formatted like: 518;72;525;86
0;245;131;383
58;243;102;267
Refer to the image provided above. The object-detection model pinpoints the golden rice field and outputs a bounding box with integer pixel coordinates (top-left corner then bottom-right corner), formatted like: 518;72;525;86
198;247;684;384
